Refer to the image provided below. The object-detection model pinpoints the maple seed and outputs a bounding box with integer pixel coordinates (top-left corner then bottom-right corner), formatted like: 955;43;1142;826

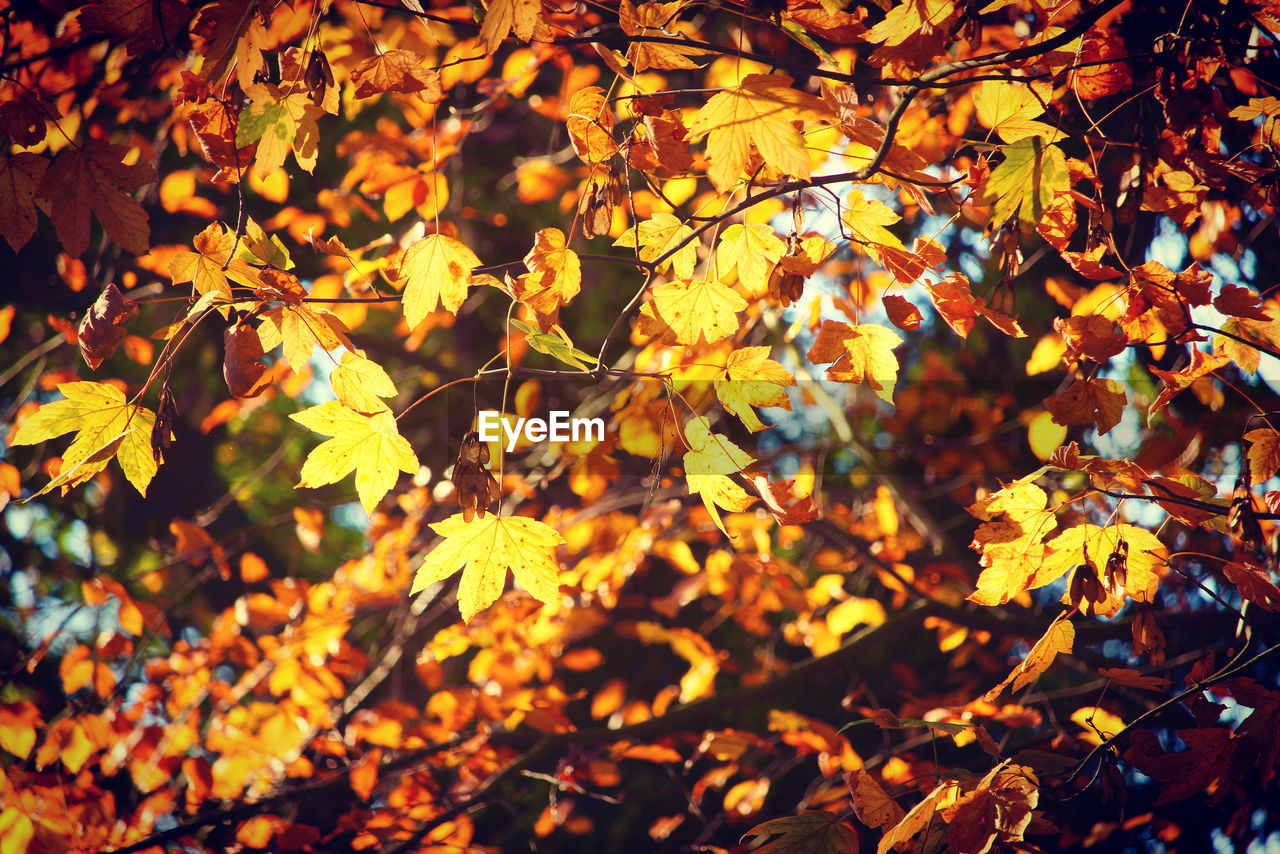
1104;540;1128;599
452;431;501;522
78;283;138;370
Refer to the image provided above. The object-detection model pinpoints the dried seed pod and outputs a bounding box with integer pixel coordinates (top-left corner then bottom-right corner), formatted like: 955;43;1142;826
451;431;500;522
78;284;137;369
1104;539;1128;600
1131;606;1165;666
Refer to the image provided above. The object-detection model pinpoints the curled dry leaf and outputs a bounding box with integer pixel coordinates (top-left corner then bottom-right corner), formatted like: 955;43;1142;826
223;322;270;399
78;284;138;370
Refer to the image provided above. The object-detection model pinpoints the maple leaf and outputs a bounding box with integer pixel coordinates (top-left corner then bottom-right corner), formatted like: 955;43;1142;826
330;351;397;415
78;0;192;55
971;80;1062;143
620;0;710;71
566;87;618;165
1148;348;1229;415
683;416;756;535
743;811;860;854
478;0;544;54
37;140;155;257
982;136;1069;228
751;475;819;524
235;83;323;182
941;762;1039;854
876;781;957;854
842;191;904;258
640;278;746;346
1045;377;1127;435
716;224;785;297
290;402;418;513
512;228;581;328
350;50;444;100
394;233;482;326
257;301;351;372
1239;431;1280;490
0;153;48;252
715;347;795;432
410;513;565;623
614;212;697;279
168;221;255;299
847;771;906;831
806;320;902;404
1223;562;1280;611
925;274;1024;338
983;617;1073;701
191;0;266;87
687;74;834;192
11;381;158;496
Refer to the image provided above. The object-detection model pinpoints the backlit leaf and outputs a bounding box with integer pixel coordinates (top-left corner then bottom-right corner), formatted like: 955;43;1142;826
411;513;565;623
290;402;418;513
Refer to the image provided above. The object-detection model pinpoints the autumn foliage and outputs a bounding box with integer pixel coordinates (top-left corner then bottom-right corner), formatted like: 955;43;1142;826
4;0;1280;851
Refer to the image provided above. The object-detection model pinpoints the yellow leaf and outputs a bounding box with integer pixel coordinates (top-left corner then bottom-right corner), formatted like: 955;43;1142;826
714;346;795;432
512;228;581;326
687;73;834;192
683;416;756;535
619;0;710;71
1245;428;1280;483
877;780;959;854
331;351;397;415
257;303;350;372
1069;705;1126;747
842;190;904;253
984;617;1074;701
290;402;418;513
715;223;785;297
411;513;565;623
614;212;696;278
11;381;157;496
479;0;542;54
848;770;906;831
972;80;1063;143
0;806;34;854
642;277;746;345
0;702;40;760
807;321;902;404
167;222;241;299
395;233;482;326
235;83;323;182
566;87;618;165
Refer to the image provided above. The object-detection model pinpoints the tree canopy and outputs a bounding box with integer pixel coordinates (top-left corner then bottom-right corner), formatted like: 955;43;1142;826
3;0;1280;851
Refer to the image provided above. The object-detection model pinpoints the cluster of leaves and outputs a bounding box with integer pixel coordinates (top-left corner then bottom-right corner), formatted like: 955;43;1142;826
3;0;1280;851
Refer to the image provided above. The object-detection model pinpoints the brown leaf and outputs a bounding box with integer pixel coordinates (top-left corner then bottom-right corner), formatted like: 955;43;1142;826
37;140;155;257
1044;377;1126;434
223;323;270;399
351;50;444;100
78;284;138;370
0;152;49;252
1222;562;1280;611
78;0;192;55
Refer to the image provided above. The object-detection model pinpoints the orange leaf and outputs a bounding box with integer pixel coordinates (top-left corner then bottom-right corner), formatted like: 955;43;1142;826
984;617;1074;701
1044;377;1127;435
351;50;444;100
883;295;923;331
0;702;41;760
